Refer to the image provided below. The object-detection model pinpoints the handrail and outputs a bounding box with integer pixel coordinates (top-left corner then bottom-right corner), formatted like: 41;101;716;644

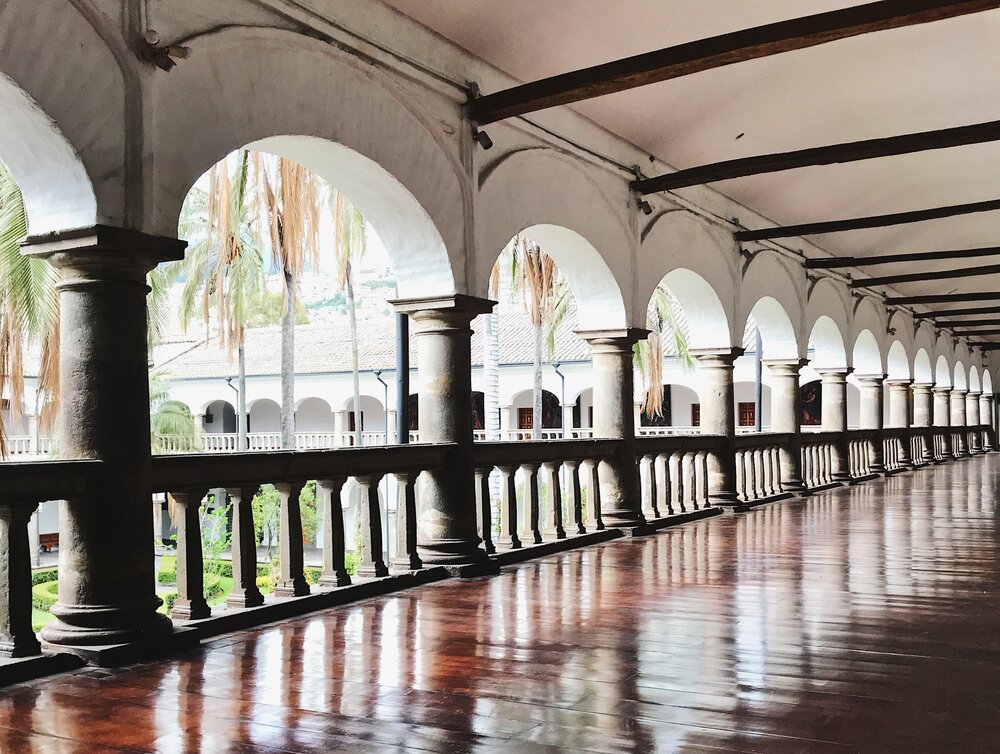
473;438;620;467
734;432;793;449
635;433;723;454
150;443;453;491
0;459;104;506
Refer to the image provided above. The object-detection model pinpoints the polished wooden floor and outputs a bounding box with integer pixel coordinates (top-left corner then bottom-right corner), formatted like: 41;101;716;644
5;456;1000;752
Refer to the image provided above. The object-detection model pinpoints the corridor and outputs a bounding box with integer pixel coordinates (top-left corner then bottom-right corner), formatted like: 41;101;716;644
3;456;1000;752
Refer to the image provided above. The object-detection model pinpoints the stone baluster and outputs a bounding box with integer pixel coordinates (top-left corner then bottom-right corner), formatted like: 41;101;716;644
0;502;41;657
393;295;495;573
950;389;968;457
496;465;521;550
391;471;422;570
541;462;566;540
640;454;659;519
967;391;982;453
933;387;953;459
583;460;603;529
817;369;852;483
655;454;672;515
170;489;210;621
521;463;542;544
856;374;887;474
316;478;351;587
473;467;495;556
911;383;934;464
563;460;586;535
693;348;743;506
355;475;388;578
980;393;995;451
764;359;808;494
23;227;181;649
577;329;647;526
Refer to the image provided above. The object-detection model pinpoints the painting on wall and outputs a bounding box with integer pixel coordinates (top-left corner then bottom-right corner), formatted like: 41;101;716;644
800;380;822;426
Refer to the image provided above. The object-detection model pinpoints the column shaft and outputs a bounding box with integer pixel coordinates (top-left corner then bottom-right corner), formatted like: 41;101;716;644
764;360;807;493
911;384;934;463
693;348;743;505
933;387;953;458
856;375;886;473
818;369;851;482
886;380;914;468
951;390;968;456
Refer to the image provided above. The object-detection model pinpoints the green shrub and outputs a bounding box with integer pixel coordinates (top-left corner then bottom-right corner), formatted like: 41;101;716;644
203;573;224;601
304;566;321;584
31;580;59;611
163;591;178;612
30;568;58;586
256;575;273;594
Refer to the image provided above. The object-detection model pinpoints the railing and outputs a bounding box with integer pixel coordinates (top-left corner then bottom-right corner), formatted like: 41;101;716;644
882;428;909;472
635;434;722;517
4;436;58;458
800;431;838;489
0;459;104;658
847;431;875;478
734;433;789;503
931;429;949;461
149;444;451;621
472;439;619;550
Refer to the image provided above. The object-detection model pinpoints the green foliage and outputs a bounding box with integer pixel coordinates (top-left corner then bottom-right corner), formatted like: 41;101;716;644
200;500;233;571
252;482;319;551
363;279;396;289
31;580;59;611
245;289;309;328
30;568;58;586
150;372;197;452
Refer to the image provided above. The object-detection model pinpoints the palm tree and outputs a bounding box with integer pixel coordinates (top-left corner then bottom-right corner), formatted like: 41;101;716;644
178;150;265;452
635;283;692;422
0;161;59;457
332;192;367;446
485;262;502;442
255;156;321;450
506;235;569;439
149;372;196;453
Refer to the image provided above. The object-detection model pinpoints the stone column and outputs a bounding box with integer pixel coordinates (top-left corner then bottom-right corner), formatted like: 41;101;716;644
692;348;744;506
562;404;575;438
577;329;647;527
933;387;953;458
856;374;887;474
334;410;349;446
886;379;914;468
818;369;852;482
393;295;495;572
951;389;968;456
499;405;514;441
23;226;182;648
911;383;934;463
763;359;807;494
980;393;995;451
967;391;982;453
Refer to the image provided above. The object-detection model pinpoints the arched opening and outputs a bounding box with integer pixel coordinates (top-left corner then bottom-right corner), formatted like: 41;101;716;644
203;400;237;434
510;388;562;433
343;395;386;434
573;388;594;431
984;369;994;396
807;316;847;370
970;365;981;393
954;362;968;391
935;355;952;387
852;330;883;376
295;397;335;432
249;398;281;433
743;296;798;431
914;349;933;384
887;341;911;380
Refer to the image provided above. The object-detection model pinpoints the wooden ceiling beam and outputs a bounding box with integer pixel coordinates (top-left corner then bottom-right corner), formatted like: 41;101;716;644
887;292;1000;305
468;1;1000;125
951;329;1000;337
851;262;1000;288
933;319;1000;327
633;120;1000;194
914;305;1000;319
807;245;1000;269
736;198;1000;242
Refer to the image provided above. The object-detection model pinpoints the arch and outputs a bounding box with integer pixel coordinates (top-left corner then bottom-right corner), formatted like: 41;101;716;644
984;369;994;396
343;395;387;431
914;348;933;384
970;365;981;393
953;361;968;391
852;329;883;376
477;149;630;328
659;269;731;349
886;341;910;380
152;27;464;298
807;316;848;370
295;397;335;432
739;253;805;359
248;398;281;432
202;399;236;434
0;72;96;233
805;278;851;362
743;296;800;360
510;388;562;429
935;355;952;388
639;211;739;346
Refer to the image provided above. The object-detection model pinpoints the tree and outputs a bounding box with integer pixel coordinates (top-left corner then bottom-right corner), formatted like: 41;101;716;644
505;235;569;439
0;161;58;457
332;192;367;446
149;372;196;453
255;156;321;450
635;284;693;422
178;150;264;452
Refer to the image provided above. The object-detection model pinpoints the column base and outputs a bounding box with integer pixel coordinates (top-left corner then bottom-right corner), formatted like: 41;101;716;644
781;479;808;496
170;598;210;622
417;537;492;569
274;579;311;598
600;508;646;528
40;597;173;648
41;625;199;668
0;634;41;659
707;492;741;508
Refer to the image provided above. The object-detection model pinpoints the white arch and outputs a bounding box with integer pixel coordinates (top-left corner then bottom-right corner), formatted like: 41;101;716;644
953;361;968;391
807;315;847;370
739;252;805;359
935;355;952;387
744;296;799;360
852;330;883;376
152;27;465;298
914;348;933;384
887;341;910;380
984;369;994;396
660;269;731;349
477;149;630;328
970;365;982;392
0;72;96;233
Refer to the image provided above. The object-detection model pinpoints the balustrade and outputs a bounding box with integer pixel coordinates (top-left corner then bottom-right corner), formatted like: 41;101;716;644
734;434;787;503
800;432;838;489
636;435;717;516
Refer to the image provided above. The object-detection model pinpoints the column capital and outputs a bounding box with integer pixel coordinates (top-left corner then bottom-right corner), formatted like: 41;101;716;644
816;367;853;379
933;385;952;395
885;378;914;388
763;358;809;376
575;328;649;351
21;225;186;282
390;294;496;329
912;382;935;391
854;373;887;385
691;347;745;367
951;388;968;397
968;389;982;398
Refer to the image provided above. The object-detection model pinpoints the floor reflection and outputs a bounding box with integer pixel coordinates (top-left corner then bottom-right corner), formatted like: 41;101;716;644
3;456;1000;751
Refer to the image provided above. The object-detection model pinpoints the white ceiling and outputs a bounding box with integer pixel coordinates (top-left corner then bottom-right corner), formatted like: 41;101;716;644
383;0;1000;313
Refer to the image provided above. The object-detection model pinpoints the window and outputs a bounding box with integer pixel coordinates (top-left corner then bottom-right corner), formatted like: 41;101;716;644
691;404;700;427
518;408;534;429
348;411;364;432
738;402;756;428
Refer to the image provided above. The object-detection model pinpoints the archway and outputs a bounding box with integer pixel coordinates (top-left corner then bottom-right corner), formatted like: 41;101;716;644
935;355;952;387
887;341;910;380
295;397;335;432
249;398;281;433
953;362;968;391
914;349;933;384
852;330;883;376
203;399;236;434
807;316;848;370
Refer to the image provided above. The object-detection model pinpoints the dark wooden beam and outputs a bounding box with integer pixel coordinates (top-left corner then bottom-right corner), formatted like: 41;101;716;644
807;245;1000;269
737;199;1000;242
851;262;1000;288
887;292;1000;305
634;120;1000;194
915;305;1000;319
952;329;1000;337
469;1;1000;125
932;319;1000;327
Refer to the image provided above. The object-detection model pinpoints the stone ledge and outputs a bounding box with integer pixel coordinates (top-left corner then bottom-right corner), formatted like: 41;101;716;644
40;626;200;668
804;481;845;494
732;491;796;512
490;529;623;566
0;652;85;688
627;507;723;535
